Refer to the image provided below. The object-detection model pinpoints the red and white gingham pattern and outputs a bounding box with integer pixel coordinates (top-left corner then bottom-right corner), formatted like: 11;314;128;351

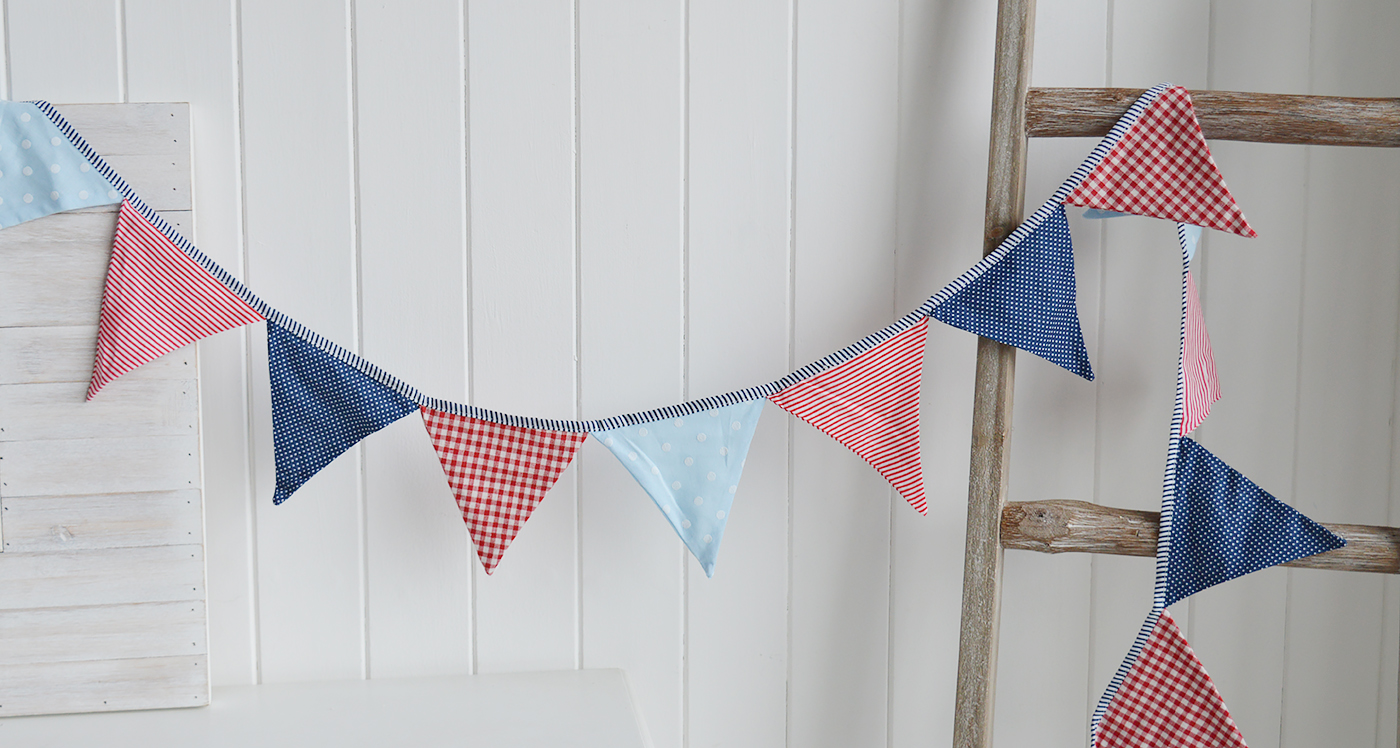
769;318;928;514
89;201;264;399
1095;610;1246;748
1066;86;1256;238
1181;271;1221;436
420;407;586;574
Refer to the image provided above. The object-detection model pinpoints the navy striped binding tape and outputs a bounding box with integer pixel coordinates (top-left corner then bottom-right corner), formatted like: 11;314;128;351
38;83;1169;436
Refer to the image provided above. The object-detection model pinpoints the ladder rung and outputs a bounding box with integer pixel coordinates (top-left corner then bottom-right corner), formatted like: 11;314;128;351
1001;499;1400;574
1027;88;1400;147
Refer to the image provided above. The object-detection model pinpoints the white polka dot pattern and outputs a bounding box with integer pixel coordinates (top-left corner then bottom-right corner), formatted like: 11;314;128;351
592;399;765;577
0;101;122;230
268;321;419;505
1165;436;1345;606
931;205;1093;380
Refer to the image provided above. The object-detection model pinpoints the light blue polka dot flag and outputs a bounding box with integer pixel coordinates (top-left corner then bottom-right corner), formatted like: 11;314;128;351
592;399;765;577
931;204;1094;380
0;101;121;228
267;320;419;505
1165;436;1346;606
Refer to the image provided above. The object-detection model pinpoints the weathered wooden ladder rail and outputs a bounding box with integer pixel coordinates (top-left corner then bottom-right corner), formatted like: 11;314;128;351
952;3;1400;742
1002;500;1400;575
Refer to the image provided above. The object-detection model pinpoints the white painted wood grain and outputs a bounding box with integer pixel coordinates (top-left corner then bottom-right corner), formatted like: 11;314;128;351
122;0;260;688
0;669;645;747
239;0;366;684
0;380;196;442
0;207;116;329
53;102;193;213
0;435;199;498
0;601;207;665
576;0;685;744
0;545;204;610
889;0;993;742
787;2;900;746
5;0;121;103
0;326;194;386
466;0;580;676
1;489;202;553
0;655;208;717
353;0;476;680
1282;3;1400;739
684;2;792;743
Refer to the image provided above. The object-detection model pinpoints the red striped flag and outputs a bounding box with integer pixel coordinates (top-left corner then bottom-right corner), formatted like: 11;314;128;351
421;408;587;574
1066;86;1256;238
1181;270;1220;436
769;319;928;514
1095;610;1246;748
89;201;263;399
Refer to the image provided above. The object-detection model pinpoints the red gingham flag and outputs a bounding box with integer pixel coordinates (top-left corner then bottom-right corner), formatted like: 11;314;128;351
420;407;586;574
1066;86;1256;238
89;201;264;399
1096;610;1247;748
769;318;928;514
1181;270;1220;436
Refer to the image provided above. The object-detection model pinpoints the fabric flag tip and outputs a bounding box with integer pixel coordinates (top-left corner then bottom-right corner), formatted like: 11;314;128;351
420;407;586;574
770;319;930;513
593;400;766;574
1165;436;1346;606
0;100;123;231
594;399;765;576
267;321;418;505
931;205;1095;381
88;201;264;399
1094;609;1246;748
1066;85;1256;238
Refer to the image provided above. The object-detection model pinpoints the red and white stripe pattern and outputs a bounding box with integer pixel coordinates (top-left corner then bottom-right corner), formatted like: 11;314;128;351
420;407;587;574
1181;271;1220;436
89;201;264;399
1065;86;1256;238
1095;610;1246;748
769;318;928;513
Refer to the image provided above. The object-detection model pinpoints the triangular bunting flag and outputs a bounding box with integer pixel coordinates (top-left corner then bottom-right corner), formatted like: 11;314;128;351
1095;610;1246;748
931;205;1094;380
770;318;928;513
89;201;265;399
0;101;122;230
420;408;587;574
268;321;418;505
593;399;764;577
1180;270;1220;436
1065;86;1256;237
1165;436;1345;606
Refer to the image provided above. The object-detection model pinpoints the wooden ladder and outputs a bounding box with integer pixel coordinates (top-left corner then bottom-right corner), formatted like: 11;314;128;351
952;1;1400;747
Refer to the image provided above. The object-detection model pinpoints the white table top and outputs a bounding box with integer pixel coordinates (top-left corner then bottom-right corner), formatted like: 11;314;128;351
0;668;648;748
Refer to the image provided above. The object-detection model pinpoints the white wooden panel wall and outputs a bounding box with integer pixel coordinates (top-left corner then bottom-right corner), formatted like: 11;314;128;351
4;1;1396;746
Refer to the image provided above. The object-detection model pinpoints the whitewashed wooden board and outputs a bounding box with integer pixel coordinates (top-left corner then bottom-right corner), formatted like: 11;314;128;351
0;102;207;717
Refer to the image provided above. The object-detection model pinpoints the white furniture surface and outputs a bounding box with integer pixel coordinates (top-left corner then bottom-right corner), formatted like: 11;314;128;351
0;669;647;747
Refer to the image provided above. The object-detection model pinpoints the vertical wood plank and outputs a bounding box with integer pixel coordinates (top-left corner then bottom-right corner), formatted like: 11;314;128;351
353;0;475;680
685;0;791;744
1283;2;1400;742
1181;3;1313;745
239;0;363;684
7;0;120;102
891;0;997;743
1090;0;1209;712
576;0;684;745
788;1;900;746
989;0;1107;743
467;0;580;676
122;0;259;688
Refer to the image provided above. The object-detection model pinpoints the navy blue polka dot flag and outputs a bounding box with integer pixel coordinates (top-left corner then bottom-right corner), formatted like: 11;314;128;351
931;204;1093;380
268;320;419;505
1165;436;1346;606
